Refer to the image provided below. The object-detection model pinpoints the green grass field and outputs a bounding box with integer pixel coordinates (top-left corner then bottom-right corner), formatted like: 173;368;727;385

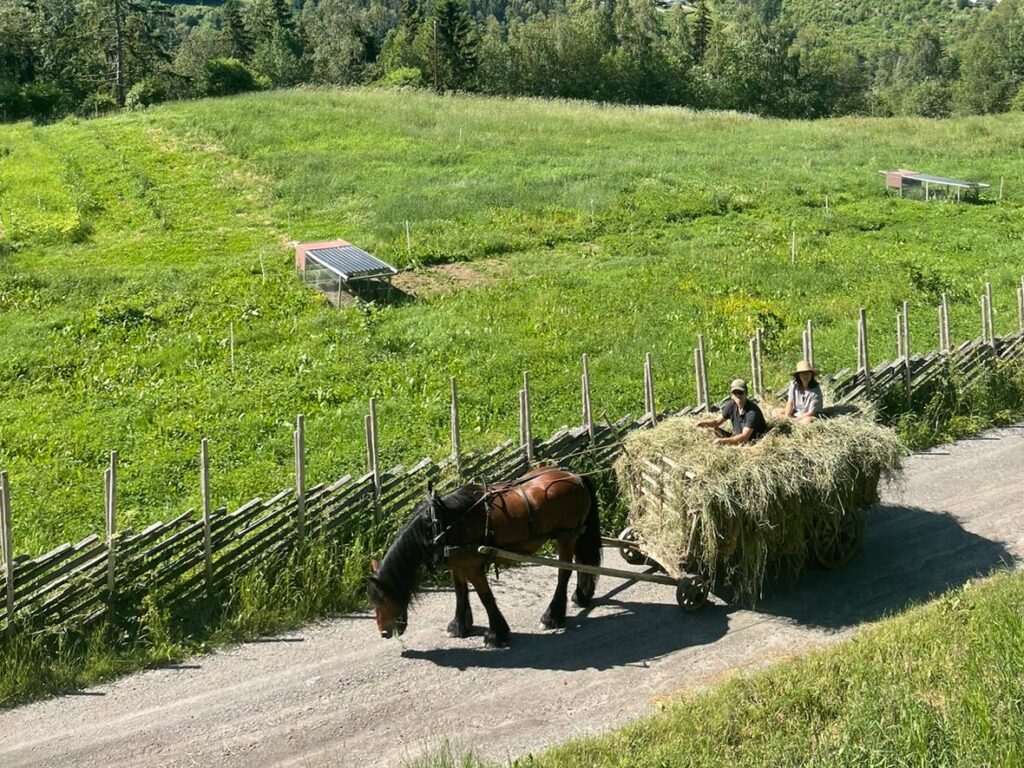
2;87;1024;553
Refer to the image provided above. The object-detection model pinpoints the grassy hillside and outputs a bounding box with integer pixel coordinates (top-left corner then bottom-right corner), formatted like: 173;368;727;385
769;0;985;49
2;88;1024;552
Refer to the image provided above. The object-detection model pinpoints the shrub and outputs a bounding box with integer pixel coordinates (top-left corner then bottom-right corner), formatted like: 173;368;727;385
202;58;268;98
376;67;425;90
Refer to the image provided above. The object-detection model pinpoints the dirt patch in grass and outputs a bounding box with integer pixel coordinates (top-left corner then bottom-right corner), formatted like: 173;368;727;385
393;259;507;298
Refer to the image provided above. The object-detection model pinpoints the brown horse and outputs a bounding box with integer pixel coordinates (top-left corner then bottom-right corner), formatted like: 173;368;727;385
367;466;602;647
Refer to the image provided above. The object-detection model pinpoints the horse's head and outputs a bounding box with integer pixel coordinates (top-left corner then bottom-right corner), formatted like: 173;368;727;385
367;559;408;639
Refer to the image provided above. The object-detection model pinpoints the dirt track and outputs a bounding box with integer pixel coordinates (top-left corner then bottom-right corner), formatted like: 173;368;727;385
1;425;1022;767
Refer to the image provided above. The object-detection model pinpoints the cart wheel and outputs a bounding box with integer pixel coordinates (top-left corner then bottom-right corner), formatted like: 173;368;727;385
813;509;865;569
618;526;649;566
676;575;709;612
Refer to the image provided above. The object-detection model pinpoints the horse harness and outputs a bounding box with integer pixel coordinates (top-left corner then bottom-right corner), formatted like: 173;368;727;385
429;471;587;569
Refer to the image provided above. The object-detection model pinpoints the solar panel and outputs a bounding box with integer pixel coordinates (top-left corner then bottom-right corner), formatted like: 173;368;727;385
305;246;398;281
901;173;989;190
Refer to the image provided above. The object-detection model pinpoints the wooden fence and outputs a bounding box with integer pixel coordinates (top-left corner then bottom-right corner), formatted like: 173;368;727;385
1;280;1023;635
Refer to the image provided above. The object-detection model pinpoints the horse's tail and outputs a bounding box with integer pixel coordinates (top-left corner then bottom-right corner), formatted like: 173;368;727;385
572;474;602;608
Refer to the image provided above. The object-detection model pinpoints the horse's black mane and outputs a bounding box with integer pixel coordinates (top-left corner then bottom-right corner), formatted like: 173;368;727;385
368;484;485;609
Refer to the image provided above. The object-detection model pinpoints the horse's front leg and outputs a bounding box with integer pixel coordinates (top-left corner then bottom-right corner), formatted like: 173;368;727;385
541;541;574;630
447;569;474;638
467;565;510;648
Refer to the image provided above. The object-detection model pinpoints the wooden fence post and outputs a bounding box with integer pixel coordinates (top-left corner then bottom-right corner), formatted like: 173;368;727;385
368;398;381;521
294;415;306;540
229;322;235;374
450;377;462;479
1018;277;1024;334
106;451;117;594
858;308;871;396
694;336;709;411
521;372;534;462
985;282;995;345
1;471;13;622
200;439;213;590
581;354;595;443
940;293;951;353
754;328;764;397
802;319;815;368
644;352;656;426
748;338;758;399
896;310;904;360
901;302;911;408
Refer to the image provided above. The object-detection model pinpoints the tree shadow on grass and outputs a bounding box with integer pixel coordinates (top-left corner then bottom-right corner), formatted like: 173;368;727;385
402;599;730;672
757;503;1015;629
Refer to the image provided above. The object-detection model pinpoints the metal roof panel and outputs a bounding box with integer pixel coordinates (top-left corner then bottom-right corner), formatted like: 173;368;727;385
306;246;398;280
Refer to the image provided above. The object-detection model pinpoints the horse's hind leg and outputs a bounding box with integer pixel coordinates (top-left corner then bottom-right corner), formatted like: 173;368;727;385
541;540;574;630
467;566;510;648
447;571;474;638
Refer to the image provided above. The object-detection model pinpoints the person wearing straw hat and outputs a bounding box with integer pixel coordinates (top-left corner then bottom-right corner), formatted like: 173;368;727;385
696;378;768;445
773;359;823;424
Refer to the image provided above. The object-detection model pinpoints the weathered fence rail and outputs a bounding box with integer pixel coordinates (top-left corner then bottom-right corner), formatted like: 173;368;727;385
1;280;1023;635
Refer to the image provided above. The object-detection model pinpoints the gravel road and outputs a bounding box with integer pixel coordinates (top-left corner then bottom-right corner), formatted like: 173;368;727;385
1;425;1022;768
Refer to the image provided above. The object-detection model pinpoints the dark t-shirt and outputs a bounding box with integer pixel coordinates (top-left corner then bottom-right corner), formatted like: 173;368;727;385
720;398;768;440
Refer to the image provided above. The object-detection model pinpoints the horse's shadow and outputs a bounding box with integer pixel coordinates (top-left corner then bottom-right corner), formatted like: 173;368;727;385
755;502;1016;628
402;599;730;672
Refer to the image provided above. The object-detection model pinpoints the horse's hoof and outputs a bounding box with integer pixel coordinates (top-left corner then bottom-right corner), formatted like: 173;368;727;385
484;631;508;648
447;620;473;638
572;591;593;608
540;610;565;630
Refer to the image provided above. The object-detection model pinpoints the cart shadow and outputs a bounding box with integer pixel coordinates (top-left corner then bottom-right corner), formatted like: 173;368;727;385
401;600;730;672
756;503;1015;629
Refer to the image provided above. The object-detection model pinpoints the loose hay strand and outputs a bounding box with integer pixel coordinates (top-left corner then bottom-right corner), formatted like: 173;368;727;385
614;405;906;605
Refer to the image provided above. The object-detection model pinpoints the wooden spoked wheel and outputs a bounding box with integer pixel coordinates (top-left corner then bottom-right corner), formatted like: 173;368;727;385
812;509;865;569
675;574;710;612
617;526;649;566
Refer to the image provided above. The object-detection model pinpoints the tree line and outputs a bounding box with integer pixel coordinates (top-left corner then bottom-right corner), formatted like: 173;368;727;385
1;0;1023;121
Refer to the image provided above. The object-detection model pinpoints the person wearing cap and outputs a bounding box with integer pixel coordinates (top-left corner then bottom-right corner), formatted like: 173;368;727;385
695;378;769;445
773;360;823;424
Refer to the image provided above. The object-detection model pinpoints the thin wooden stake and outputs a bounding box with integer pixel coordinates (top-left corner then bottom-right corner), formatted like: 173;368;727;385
1;471;13;622
450;378;462;479
229;322;235;373
368;398;381;520
106;451;118;593
999;177;1005;202
405;220;412;256
581;354;594;442
806;319;815;368
790;222;796;265
200;439;212;590
294;415;306;540
522;372;534;462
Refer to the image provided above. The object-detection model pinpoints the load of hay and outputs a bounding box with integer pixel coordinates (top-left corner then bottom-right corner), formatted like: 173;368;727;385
614;408;906;605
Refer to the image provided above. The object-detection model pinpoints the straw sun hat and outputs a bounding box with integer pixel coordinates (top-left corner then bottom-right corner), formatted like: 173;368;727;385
793;360;817;376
